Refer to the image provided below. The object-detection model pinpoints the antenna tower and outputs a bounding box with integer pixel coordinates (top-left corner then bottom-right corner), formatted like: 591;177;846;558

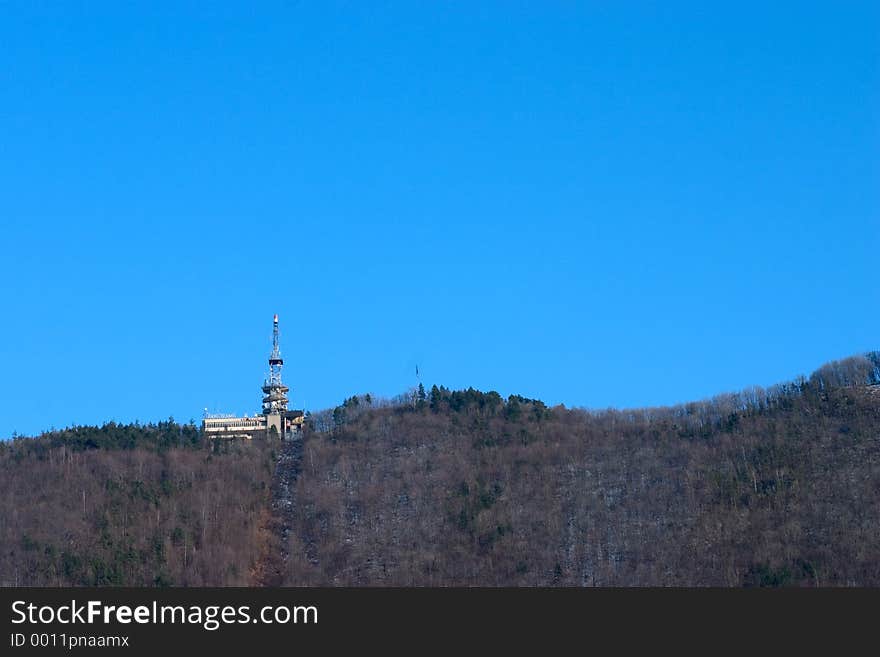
262;314;290;414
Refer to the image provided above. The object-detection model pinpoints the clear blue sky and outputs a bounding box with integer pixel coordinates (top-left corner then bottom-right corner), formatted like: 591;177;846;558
1;2;877;437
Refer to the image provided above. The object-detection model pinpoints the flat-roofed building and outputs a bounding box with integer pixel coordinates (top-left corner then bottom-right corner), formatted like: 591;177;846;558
202;414;268;439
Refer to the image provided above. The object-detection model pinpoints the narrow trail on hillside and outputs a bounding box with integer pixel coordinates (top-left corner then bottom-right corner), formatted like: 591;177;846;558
252;438;302;586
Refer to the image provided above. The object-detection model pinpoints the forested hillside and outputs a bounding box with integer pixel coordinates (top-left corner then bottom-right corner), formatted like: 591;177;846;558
284;353;880;586
2;353;879;587
0;422;276;586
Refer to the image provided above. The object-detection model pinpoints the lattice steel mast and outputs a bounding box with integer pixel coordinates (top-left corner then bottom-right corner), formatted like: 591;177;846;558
262;314;290;414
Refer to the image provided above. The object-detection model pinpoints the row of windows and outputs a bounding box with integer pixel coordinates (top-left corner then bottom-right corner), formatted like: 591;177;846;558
203;418;266;430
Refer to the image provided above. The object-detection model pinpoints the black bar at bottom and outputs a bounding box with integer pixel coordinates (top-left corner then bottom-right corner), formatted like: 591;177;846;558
0;587;875;653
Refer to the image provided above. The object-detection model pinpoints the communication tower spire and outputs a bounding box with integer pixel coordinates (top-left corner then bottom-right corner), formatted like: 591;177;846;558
262;314;290;415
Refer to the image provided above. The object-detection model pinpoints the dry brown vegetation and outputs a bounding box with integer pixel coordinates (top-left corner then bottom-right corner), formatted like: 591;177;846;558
0;423;275;586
